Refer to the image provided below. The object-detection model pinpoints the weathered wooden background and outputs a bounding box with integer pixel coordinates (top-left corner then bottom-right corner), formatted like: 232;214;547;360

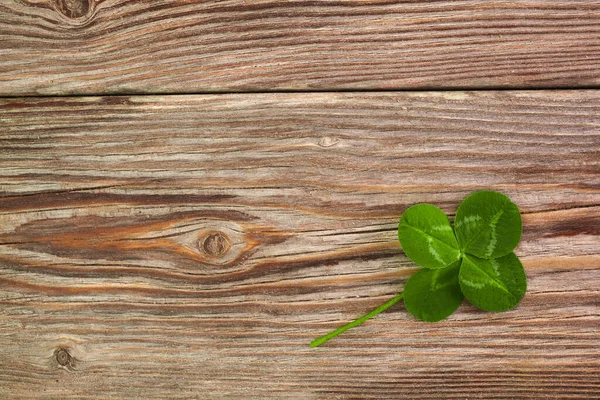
3;0;600;94
1;1;599;399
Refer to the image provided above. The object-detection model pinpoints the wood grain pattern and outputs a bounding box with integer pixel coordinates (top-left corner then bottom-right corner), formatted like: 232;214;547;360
2;1;600;95
0;91;599;398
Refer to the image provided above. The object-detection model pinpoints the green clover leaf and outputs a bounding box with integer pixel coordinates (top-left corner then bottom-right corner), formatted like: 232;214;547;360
311;190;527;347
454;190;522;259
403;259;463;322
459;253;527;312
397;204;460;269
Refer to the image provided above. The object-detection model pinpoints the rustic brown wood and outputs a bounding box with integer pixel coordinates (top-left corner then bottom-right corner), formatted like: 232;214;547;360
2;1;600;95
0;91;599;398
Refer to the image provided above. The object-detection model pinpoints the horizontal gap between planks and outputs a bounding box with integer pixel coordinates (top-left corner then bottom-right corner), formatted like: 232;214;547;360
2;85;600;99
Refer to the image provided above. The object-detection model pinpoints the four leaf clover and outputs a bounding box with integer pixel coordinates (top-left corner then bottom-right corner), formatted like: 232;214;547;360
311;190;527;347
399;190;526;321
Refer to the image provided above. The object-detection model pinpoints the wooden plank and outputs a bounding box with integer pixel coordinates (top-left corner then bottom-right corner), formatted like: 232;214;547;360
0;91;599;398
1;1;600;95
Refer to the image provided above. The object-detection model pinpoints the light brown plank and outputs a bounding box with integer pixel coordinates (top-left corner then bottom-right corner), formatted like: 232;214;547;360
0;91;599;399
1;1;600;95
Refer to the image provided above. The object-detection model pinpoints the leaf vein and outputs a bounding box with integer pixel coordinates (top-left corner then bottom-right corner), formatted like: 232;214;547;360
403;223;459;252
465;256;517;302
461;208;505;254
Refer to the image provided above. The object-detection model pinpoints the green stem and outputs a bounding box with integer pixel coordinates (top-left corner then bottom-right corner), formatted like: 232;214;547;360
310;293;404;348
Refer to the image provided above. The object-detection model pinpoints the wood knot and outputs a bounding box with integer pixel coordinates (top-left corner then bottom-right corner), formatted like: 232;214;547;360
57;0;90;19
199;231;231;258
55;348;71;367
318;136;339;148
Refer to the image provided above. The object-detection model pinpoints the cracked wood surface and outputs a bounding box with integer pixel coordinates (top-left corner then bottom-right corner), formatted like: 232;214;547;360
0;91;599;399
2;0;600;95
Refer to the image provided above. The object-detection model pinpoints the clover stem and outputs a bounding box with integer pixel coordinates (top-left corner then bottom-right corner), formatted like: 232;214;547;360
310;293;404;348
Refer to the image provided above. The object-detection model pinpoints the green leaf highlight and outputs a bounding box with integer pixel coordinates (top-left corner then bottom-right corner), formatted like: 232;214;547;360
310;293;404;348
459;253;527;312
454;190;522;259
404;259;464;322
398;204;461;269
